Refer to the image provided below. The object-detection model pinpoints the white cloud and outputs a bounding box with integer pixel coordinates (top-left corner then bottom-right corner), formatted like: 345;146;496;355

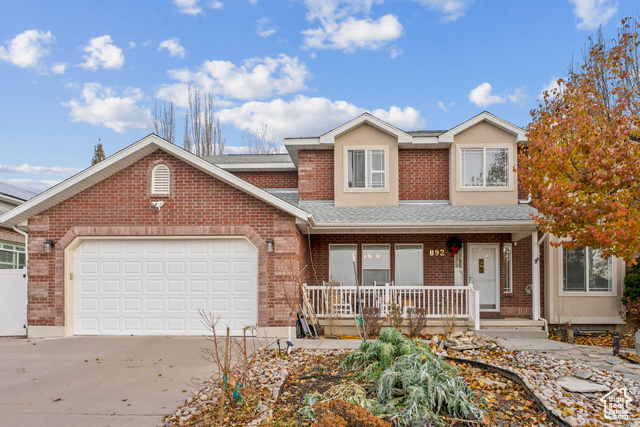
248;0;259;4
569;0;617;30
159;38;186;58
173;0;223;14
507;86;527;104
63;83;151;133
389;45;401;58
80;35;125;70
468;82;506;108
301;1;402;51
0;29;54;68
174;0;202;15
412;0;472;21
0;178;59;194
303;14;403;51
217;95;425;141
51;62;67;74
156;54;310;107
0;163;81;176
257;17;278;37
437;100;455;111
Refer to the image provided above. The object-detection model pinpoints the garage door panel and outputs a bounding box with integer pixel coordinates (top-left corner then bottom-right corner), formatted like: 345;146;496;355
74;239;257;336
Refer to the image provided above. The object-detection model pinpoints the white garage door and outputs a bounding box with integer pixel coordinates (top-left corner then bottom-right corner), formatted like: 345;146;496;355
73;239;258;336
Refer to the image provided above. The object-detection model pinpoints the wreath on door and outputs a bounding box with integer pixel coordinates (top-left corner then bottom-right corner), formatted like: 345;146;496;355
446;236;463;257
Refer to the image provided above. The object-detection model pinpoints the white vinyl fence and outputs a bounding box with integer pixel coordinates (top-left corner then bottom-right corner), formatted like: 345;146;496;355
0;268;27;336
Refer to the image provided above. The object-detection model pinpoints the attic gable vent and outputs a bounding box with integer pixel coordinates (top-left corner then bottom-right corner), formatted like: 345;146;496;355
151;164;170;194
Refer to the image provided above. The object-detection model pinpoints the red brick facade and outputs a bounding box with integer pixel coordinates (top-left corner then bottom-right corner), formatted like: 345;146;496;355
230;171;298;189
0;226;25;244
398;149;449;200
26;150;304;328
307;233;542;319
298;150;333;201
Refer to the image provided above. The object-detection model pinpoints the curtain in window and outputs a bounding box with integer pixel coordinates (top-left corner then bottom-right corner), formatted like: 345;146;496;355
329;245;357;286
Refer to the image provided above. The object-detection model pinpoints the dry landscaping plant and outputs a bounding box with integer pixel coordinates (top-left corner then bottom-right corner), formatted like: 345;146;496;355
387;302;403;330
407;307;428;337
314;399;391;427
362;306;383;337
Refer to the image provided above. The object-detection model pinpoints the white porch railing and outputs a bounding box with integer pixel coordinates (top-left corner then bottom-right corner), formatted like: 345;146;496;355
304;282;481;330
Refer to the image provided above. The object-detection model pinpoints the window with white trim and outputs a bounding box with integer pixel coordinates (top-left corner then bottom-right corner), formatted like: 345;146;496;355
362;244;390;286
563;247;612;292
152;164;170;194
395;244;423;286
329;244;357;286
0;241;26;269
503;243;513;293
460;147;509;188
454;246;464;286
347;149;386;189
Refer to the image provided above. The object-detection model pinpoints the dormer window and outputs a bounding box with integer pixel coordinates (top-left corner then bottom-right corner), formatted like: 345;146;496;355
151;164;170;194
460;147;509;188
347;148;386;189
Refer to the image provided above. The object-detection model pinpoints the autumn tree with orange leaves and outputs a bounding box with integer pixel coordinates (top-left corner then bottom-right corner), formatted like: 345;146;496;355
519;18;640;263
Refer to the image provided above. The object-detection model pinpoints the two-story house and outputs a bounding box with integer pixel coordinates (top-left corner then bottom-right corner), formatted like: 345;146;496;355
0;112;626;338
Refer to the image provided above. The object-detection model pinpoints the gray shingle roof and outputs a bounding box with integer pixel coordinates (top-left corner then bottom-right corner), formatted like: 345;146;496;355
407;130;446;137
203;154;292;164
0;182;36;201
263;189;538;224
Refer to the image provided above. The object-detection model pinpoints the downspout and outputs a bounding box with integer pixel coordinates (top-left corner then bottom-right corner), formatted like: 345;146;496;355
519;194;532;204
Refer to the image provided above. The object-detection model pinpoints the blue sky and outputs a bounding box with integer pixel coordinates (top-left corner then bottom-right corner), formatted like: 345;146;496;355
0;0;637;193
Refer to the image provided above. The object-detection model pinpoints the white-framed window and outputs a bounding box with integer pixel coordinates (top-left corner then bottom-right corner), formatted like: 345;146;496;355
362;244;390;286
460;147;509;188
503;243;513;293
563;247;613;292
395;244;423;286
329;244;357;286
454;246;464;286
151;164;170;194
0;241;26;269
347;148;386;189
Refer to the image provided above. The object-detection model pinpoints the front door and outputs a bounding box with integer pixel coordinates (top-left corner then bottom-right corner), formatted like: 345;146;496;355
468;244;499;312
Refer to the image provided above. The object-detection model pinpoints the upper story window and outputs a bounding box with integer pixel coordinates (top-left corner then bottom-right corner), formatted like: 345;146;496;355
563;247;613;292
151;164;170;194
347;149;386;189
460;147;509;188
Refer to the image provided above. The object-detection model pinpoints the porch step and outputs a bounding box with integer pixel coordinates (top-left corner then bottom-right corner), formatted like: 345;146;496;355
479;328;547;339
479;319;545;329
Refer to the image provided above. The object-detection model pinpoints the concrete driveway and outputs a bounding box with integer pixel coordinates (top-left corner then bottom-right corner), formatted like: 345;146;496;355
0;336;218;427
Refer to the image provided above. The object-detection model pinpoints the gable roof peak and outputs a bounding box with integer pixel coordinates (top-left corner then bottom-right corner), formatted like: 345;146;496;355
319;112;414;144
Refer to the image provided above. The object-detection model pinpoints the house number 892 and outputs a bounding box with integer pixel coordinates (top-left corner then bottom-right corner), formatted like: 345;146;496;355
429;249;446;256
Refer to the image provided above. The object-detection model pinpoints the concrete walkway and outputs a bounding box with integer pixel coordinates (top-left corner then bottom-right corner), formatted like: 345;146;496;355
0;336;219;427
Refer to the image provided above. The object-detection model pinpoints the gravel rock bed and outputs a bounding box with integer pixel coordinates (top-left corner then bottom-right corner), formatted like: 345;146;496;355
160;348;349;426
445;347;640;426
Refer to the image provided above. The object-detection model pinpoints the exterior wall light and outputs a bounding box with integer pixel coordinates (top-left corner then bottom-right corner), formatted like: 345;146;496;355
266;238;274;253
43;239;55;254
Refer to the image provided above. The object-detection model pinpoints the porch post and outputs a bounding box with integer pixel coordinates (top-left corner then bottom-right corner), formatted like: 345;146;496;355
531;231;540;320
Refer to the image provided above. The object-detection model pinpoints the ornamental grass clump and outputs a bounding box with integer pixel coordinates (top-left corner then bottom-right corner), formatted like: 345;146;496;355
341;328;483;426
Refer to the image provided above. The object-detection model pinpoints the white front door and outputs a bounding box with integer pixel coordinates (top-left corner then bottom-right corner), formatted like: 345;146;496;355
468;244;499;312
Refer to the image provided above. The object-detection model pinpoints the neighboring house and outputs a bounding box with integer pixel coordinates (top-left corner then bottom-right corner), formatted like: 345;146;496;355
0;112;626;338
0;182;34;269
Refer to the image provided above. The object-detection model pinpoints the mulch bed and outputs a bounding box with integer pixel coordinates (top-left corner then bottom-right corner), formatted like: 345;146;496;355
549;330;635;348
